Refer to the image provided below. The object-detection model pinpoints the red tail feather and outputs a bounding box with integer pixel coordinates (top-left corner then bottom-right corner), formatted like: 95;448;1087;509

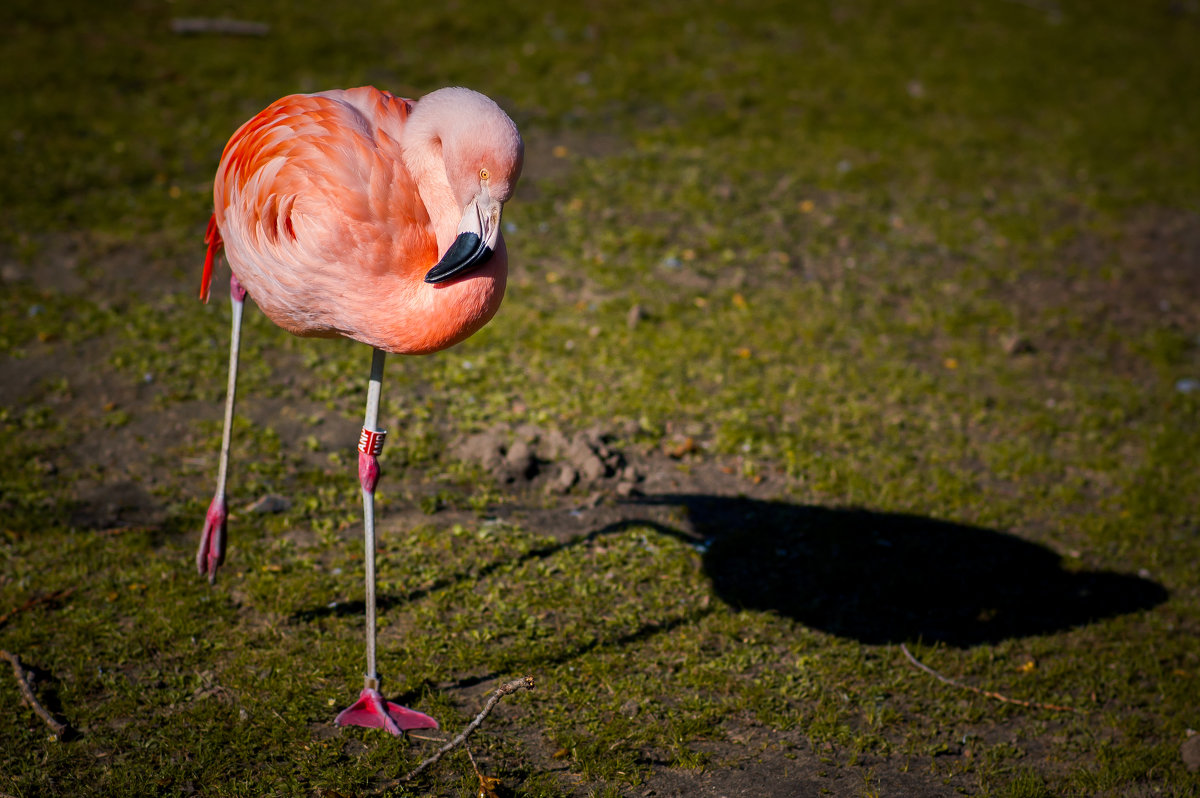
199;215;223;303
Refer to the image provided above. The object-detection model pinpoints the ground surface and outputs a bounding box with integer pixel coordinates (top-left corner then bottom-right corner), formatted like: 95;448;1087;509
2;1;1200;796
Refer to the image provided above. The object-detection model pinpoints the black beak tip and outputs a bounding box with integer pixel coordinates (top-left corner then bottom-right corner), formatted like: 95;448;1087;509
425;232;493;284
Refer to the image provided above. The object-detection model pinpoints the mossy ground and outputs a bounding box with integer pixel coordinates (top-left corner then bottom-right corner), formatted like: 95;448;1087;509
2;1;1199;796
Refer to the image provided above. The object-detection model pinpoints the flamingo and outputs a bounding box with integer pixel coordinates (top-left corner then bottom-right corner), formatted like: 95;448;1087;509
194;86;524;734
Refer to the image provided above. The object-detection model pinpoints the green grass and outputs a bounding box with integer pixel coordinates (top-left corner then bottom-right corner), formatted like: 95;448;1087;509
3;0;1200;795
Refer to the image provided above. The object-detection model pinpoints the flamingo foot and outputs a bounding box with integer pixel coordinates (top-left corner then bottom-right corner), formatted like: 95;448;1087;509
197;495;227;584
335;687;438;735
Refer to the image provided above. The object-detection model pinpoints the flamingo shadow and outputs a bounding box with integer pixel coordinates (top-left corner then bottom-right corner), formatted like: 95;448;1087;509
618;494;1168;647
290;493;1167;650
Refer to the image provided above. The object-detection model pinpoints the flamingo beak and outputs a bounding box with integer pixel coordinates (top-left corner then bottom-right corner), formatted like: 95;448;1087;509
424;183;502;284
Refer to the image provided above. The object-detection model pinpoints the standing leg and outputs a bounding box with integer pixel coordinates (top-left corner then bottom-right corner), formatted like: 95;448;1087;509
360;348;386;687
335;348;437;734
197;274;247;583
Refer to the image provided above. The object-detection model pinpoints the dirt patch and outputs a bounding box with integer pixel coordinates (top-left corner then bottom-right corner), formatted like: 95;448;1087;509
517;126;627;190
453;423;643;497
642;744;966;798
1001;206;1200;375
1;231;196;306
1065;207;1200;332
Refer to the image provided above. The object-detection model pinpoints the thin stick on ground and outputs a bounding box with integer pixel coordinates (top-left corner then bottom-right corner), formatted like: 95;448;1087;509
464;742;502;798
0;588;75;630
900;643;1080;713
1;649;70;737
399;675;536;784
464;741;481;777
169;18;271;36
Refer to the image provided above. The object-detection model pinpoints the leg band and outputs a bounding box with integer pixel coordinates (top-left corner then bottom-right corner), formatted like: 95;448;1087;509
358;427;387;456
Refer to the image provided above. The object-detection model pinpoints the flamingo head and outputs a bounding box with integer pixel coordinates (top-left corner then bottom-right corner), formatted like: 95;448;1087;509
416;87;524;284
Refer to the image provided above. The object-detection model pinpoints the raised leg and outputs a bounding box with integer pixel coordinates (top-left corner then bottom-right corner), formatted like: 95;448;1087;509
335;348;437;734
197;274;247;583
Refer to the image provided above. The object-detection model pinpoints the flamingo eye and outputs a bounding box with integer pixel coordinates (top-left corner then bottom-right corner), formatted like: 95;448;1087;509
479;168;490;181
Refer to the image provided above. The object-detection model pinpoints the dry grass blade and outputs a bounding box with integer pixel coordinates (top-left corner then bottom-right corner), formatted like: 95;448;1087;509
900;643;1080;713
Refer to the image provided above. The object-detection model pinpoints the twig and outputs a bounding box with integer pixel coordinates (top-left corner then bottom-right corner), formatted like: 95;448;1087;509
0;588;75;630
169;18;270;36
1005;0;1065;24
97;525;158;537
464;742;502;798
399;676;536;784
900;643;1079;713
464;742;482;778
1;650;69;737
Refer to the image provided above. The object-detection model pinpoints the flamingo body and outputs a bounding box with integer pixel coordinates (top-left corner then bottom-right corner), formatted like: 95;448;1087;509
203;86;522;353
195;86;523;735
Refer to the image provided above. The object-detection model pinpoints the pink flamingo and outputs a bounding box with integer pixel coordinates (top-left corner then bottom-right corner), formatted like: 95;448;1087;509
195;86;523;734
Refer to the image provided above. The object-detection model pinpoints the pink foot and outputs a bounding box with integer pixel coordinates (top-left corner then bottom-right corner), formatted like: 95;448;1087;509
197;495;227;584
335;687;438;735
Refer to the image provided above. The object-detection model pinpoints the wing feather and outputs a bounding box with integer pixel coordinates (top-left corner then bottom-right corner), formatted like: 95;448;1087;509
212;89;437;338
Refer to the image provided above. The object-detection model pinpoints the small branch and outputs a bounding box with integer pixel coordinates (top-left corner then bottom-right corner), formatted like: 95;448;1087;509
464;743;502;798
900;643;1079;713
2;650;69;737
97;525;158;537
0;588;75;630
399;676;535;784
170;18;270;36
464;742;482;778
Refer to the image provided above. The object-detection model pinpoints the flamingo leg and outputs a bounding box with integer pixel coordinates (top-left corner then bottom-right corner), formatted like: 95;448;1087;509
197;274;247;583
335;348;438;734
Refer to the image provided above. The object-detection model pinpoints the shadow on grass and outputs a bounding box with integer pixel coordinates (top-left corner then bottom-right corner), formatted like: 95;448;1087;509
620;494;1169;647
290;493;1167;650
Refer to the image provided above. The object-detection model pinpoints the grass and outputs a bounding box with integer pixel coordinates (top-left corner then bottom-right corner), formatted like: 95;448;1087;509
2;0;1199;795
